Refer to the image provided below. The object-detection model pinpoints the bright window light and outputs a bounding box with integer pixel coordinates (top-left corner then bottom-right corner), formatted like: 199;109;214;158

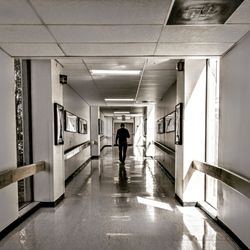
114;111;130;114
105;98;134;102
90;70;141;75
137;197;172;211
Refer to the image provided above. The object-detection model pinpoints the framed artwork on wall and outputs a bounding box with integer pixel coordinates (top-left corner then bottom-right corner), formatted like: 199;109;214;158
101;120;104;135
98;119;104;135
157;118;165;134
65;110;78;133
54;103;64;145
165;111;175;133
144;118;147;136
78;118;87;134
175;103;183;145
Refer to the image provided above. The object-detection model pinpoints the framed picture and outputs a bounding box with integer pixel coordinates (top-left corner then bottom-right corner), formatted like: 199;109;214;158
157;118;165;134
144;118;147;136
54;103;64;145
175;103;183;145
65;110;78;133
98;119;101;135
101;120;104;134
78;118;87;134
98;119;104;135
165;111;175;133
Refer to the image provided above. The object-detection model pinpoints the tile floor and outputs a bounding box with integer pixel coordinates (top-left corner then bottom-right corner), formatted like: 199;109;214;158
0;147;241;250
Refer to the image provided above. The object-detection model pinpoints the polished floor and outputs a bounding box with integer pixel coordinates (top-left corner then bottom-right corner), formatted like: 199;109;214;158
0;147;240;250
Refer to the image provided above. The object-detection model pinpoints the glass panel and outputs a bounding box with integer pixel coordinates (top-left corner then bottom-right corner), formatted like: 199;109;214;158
205;59;220;209
15;59;33;209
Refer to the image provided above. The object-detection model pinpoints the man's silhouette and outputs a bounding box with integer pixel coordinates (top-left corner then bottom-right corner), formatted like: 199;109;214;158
115;123;130;163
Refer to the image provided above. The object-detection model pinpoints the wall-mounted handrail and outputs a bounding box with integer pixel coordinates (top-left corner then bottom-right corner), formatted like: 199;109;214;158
0;161;46;190
153;141;175;157
192;160;250;199
64;140;91;160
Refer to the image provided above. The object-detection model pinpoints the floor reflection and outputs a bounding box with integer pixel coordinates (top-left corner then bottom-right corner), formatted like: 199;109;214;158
0;146;241;250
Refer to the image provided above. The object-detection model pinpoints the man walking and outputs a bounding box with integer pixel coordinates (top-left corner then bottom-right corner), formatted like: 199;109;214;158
115;123;130;163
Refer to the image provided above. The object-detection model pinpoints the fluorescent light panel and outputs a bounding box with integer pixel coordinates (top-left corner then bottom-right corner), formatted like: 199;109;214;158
114;111;130;114
105;98;134;102
90;70;141;75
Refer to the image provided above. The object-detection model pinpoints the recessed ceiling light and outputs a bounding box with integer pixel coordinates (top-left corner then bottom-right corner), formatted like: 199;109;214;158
114;111;130;114
105;98;134;102
90;70;141;75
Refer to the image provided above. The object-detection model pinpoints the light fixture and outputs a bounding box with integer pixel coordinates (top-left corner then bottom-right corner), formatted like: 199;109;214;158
114;111;130;114
105;98;134;102
90;70;141;75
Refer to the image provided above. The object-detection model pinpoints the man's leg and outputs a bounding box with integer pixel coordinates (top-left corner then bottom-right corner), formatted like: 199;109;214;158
119;144;123;162
122;144;127;162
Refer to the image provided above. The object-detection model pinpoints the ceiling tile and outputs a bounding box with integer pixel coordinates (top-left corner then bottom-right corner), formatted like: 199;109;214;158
227;0;250;24
146;58;178;70
143;69;176;76
0;25;55;43
0;0;41;24
160;25;250;43
103;92;135;98
31;0;171;24
95;80;139;86
61;43;156;56
62;63;86;71
93;75;140;81
0;43;64;57
155;43;234;56
49;25;162;43
84;57;146;64
69;80;105;106
68;75;92;81
101;88;137;93
57;58;83;64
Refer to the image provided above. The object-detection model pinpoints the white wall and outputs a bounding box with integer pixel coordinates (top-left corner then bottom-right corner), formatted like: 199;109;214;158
90;106;100;156
154;83;176;177
103;116;113;146
219;31;250;247
175;60;206;203
134;116;144;146
0;51;18;231
146;104;155;157
32;60;64;202
155;83;176;149
63;85;90;179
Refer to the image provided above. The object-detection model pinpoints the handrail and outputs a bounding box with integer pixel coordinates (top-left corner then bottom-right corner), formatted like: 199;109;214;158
153;141;175;157
0;161;46;190
64;140;91;160
192;160;250;199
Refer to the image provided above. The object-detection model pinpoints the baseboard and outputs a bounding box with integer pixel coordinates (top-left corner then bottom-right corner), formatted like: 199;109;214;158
197;202;249;249
91;156;100;159
175;194;197;207
153;157;175;184
216;219;249;250
40;194;65;208
0;202;40;240
65;157;91;185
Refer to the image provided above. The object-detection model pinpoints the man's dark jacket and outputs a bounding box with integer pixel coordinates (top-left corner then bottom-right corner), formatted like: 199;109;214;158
116;128;130;144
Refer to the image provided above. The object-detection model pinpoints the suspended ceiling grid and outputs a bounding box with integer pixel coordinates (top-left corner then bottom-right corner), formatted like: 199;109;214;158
0;0;249;106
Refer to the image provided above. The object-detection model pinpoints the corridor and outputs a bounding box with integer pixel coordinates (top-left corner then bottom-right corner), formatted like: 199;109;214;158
0;147;240;250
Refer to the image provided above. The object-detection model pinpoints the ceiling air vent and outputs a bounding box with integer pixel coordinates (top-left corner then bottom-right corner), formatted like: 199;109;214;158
167;0;243;25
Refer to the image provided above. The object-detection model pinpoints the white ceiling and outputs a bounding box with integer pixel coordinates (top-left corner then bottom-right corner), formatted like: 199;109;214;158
0;0;249;107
